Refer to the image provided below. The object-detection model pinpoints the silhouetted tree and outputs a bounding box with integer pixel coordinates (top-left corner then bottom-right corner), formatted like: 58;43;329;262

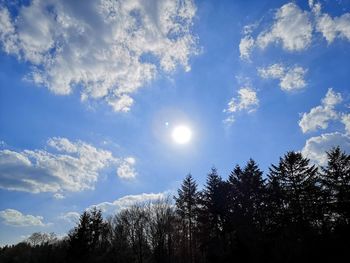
67;208;108;263
105;213;134;262
227;159;266;261
197;167;227;262
267;151;321;262
174;174;199;263
321;146;350;225
149;199;176;263
2;148;350;263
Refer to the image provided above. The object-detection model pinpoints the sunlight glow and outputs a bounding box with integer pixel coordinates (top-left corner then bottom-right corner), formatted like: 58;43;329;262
172;125;192;144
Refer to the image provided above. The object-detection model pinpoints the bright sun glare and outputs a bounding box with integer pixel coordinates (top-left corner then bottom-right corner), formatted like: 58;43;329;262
172;125;192;144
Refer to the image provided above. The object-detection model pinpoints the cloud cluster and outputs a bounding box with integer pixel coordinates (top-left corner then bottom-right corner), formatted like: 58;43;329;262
240;1;350;60
0;0;198;112
258;63;307;91
310;1;350;43
299;88;342;133
0;209;46;227
224;87;259;124
0;137;136;195
257;3;312;52
300;88;350;165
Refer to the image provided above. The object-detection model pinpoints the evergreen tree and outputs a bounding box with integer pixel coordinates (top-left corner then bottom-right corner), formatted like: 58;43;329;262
228;159;266;228
268;151;320;227
174;174;199;263
67;208;108;263
321;146;350;225
267;151;321;262
227;159;266;261
198;168;227;262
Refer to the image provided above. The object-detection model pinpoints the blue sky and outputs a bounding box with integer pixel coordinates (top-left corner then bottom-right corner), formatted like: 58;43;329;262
0;0;350;245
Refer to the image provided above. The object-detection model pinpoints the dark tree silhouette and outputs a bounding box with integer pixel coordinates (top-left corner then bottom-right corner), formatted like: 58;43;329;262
1;148;350;263
321;146;350;225
197;167;228;262
227;159;266;261
267;151;322;262
174;174;199;263
67;208;108;263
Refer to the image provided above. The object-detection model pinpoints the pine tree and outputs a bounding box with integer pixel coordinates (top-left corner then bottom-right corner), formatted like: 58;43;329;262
268;151;320;229
197;168;228;262
321;146;350;225
227;160;266;261
174;174;199;263
67;208;108;263
228;159;266;227
68;211;92;262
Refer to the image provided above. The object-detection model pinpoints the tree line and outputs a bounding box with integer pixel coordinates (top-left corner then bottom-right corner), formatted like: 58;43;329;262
0;147;349;262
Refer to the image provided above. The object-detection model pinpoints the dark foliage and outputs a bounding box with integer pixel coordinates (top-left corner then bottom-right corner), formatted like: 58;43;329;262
1;147;349;263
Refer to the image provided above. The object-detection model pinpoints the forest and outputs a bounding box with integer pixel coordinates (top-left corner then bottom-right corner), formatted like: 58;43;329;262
0;147;349;263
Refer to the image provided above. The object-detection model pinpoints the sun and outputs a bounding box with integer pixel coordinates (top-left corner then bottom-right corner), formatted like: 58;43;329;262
172;125;192;144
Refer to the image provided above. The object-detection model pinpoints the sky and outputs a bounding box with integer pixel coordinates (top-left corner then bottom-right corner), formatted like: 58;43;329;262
0;0;350;246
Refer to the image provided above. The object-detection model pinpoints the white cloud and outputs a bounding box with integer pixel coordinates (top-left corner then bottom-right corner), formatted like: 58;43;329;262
224;87;259;124
90;192;167;215
0;209;46;227
299;88;342;133
59;211;80;225
302;132;350;165
300;88;350;164
239;1;350;60
239;35;255;61
258;63;307;91
256;3;312;52
310;1;350;43
0;137;136;194
0;8;18;54
62;192;168;220
342;114;350;135
117;157;137;179
0;0;198;112
53;193;65;200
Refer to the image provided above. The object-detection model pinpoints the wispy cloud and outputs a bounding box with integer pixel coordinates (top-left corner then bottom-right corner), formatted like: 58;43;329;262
239;35;255;61
224;87;259;124
59;211;80;225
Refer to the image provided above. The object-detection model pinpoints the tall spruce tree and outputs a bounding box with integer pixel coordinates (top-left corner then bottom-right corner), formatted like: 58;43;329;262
198;168;227;262
321;146;350;225
268;151;320;229
174;174;199;263
227;160;266;261
228;159;266;227
67;208;108;263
